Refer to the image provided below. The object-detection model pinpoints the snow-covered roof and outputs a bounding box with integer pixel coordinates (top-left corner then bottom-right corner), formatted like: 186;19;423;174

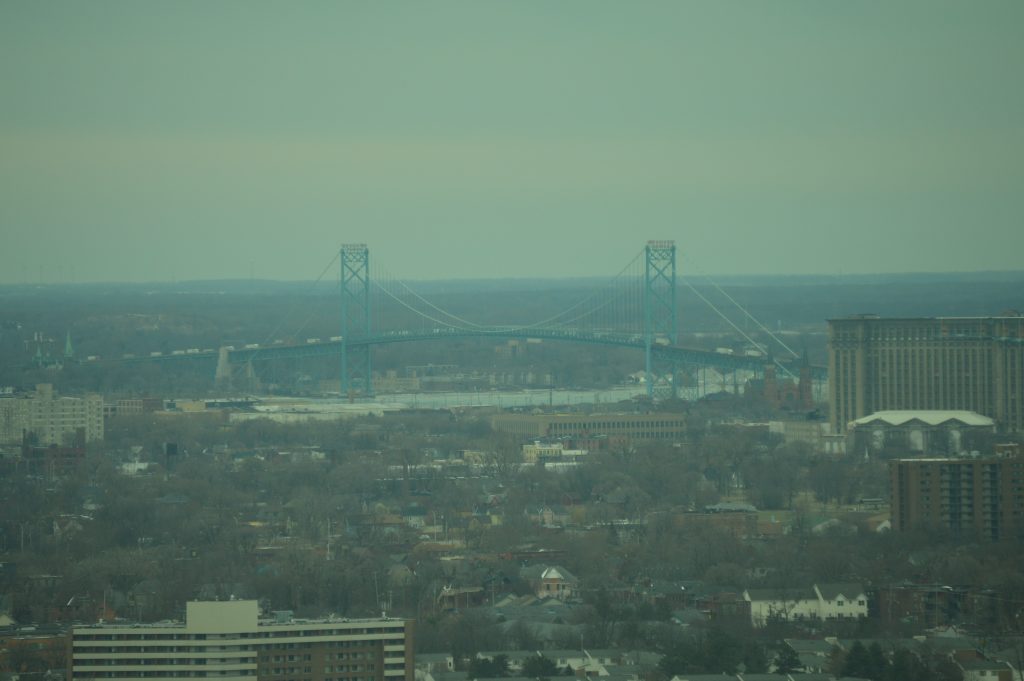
849;410;995;428
744;587;817;602
816;583;865;601
541;566;577;582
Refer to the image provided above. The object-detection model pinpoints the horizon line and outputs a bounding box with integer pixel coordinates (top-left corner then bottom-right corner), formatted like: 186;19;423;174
3;267;1024;288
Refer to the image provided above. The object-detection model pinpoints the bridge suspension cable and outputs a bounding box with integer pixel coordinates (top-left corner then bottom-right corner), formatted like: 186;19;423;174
680;253;801;359
250;248;341;360
372;277;490;332
679;276;797;379
370;247;648;337
507;248;645;333
372;260;492;331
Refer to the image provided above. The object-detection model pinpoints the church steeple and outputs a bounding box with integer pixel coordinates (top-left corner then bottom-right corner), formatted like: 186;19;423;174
64;331;75;359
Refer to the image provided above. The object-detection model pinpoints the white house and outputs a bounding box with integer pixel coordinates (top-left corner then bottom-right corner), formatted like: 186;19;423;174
957;657;1014;681
520;565;579;600
744;587;820;627
743;583;868;627
815;583;868;621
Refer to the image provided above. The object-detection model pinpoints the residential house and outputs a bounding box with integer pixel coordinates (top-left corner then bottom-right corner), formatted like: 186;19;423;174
957;658;1014;681
743;583;867;627
402;505;430;528
436;585;485;611
520;565;578;601
815;583;869;621
474;651;536;673
523;505;572;528
782;639;838;675
416;653;455;674
695;592;751;630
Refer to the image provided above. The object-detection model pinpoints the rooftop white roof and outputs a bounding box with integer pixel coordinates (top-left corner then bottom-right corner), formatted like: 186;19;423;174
850;410;995;428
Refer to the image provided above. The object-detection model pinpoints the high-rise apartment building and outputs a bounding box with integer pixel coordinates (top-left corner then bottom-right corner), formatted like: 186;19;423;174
69;601;414;681
828;316;1024;434
890;450;1024;540
0;384;103;445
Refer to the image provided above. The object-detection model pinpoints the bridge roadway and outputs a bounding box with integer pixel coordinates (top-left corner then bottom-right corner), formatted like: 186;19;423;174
97;327;827;380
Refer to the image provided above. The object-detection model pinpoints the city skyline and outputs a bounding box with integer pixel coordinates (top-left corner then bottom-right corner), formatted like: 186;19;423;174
2;1;1023;283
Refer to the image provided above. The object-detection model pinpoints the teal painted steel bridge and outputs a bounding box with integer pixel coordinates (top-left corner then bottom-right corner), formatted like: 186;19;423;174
97;241;826;398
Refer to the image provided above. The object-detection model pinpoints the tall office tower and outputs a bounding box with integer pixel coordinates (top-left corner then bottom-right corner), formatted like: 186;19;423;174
890;449;1024;540
828;316;1024;434
69;601;414;681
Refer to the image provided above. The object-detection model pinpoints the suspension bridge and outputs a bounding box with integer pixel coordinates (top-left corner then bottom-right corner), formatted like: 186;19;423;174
97;241;826;399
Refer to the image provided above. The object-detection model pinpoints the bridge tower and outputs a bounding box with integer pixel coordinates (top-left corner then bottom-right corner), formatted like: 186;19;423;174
215;347;232;388
340;244;373;397
644;240;677;399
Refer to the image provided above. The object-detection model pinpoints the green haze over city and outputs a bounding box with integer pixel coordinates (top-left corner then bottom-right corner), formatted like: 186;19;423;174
1;1;1022;283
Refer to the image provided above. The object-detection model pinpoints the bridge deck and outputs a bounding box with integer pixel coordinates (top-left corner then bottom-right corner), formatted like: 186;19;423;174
95;328;827;379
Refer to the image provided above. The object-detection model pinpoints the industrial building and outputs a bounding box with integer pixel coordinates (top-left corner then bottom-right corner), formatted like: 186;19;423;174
0;384;103;446
828;315;1024;433
69;600;414;681
490;411;686;444
889;447;1024;541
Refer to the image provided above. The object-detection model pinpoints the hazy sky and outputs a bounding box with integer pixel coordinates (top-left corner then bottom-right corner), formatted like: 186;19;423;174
2;1;1022;283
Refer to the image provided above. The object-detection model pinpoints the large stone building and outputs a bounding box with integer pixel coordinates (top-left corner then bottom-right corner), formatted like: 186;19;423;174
69;600;414;681
828;315;1024;433
0;384;103;446
889;448;1024;541
847;410;996;456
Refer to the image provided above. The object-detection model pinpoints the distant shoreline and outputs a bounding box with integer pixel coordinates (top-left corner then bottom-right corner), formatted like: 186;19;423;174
2;269;1023;294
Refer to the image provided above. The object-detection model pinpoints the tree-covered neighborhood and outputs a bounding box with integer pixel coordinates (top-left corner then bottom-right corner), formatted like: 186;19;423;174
3;321;1024;679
